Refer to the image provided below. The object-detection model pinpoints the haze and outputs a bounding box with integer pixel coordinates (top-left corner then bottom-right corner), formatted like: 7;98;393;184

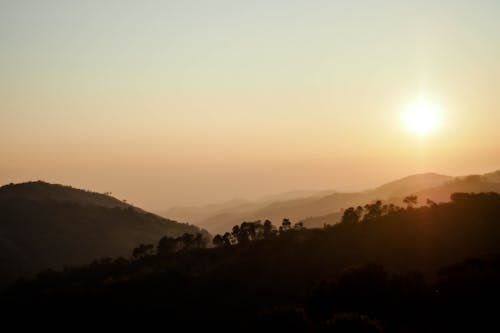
1;0;500;209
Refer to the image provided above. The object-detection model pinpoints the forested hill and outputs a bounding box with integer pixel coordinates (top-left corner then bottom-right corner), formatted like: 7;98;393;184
0;181;131;209
4;192;500;332
0;181;209;286
162;171;500;234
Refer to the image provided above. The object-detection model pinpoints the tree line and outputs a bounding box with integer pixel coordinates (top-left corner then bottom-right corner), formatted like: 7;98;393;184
4;192;500;332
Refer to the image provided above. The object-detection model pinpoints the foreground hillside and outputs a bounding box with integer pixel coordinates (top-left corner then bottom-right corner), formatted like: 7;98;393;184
0;181;209;286
4;192;500;331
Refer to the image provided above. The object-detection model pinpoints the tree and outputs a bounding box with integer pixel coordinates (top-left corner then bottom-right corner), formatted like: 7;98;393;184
294;222;304;230
179;233;192;249
132;243;154;259
213;234;223;247
282;218;292;232
426;198;437;207
157;236;178;255
212;234;224;247
222;232;233;246
233;224;249;244
341;207;361;224
450;192;469;203
232;225;241;240
362;201;383;222
263;220;276;239
241;221;260;241
403;195;418;208
194;233;206;249
386;203;399;214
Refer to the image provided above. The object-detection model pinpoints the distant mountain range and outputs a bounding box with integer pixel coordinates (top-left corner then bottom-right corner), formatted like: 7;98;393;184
159;170;500;234
3;170;499;287
0;181;209;286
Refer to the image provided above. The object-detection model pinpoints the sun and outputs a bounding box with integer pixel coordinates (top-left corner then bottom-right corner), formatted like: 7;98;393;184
403;99;441;136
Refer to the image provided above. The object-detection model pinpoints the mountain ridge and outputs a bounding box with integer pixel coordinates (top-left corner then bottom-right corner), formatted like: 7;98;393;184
159;170;500;234
0;181;132;209
0;181;210;287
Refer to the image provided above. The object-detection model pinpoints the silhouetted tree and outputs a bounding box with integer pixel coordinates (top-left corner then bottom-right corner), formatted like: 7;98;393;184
403;195;418;208
450;192;469;203
222;232;234;246
232;225;241;240
157;236;178;255
386;203;399;214
178;233;193;250
233;224;250;244
8;192;500;331
282;218;292;232
362;201;383;222
132;243;154;259
241;221;262;241
263;220;276;239
341;207;361;224
294;222;304;230
194;233;206;248
213;234;223;247
426;198;437;207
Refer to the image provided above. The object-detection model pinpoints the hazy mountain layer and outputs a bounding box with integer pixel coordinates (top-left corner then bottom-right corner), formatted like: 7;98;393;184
160;171;500;234
302;174;500;228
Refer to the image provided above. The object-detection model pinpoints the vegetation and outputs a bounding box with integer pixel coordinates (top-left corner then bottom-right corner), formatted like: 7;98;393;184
161;171;500;234
2;192;500;331
0;182;209;286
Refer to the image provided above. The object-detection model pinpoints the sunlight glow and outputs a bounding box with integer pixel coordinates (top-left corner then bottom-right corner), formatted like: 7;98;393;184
403;99;441;136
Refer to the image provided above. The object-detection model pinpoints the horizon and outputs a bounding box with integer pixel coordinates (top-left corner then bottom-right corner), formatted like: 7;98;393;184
2;167;498;211
2;2;500;329
2;1;500;210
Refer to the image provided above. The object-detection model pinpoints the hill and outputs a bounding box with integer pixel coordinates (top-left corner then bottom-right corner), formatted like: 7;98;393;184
4;192;500;331
368;172;452;198
301;173;500;227
484;170;500;182
0;181;209;286
0;181;131;209
162;171;499;234
159;190;336;226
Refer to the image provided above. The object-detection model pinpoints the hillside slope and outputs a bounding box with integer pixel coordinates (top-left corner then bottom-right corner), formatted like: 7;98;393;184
301;174;500;228
5;192;500;331
0;181;209;286
184;173;454;234
0;181;131;209
160;190;336;226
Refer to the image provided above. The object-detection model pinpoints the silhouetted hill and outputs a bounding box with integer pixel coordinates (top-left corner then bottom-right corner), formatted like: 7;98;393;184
299;211;343;228
0;181;131;209
368;172;452;198
161;198;256;225
481;170;500;183
203;192;368;232
301;173;500;227
260;189;337;202
160;190;336;226
4;192;500;331
170;171;499;234
0;181;209;286
412;175;500;203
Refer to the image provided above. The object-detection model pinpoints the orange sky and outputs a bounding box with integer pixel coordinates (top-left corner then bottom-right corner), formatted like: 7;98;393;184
1;1;499;209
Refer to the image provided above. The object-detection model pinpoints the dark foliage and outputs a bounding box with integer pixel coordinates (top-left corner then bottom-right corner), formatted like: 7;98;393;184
2;192;500;332
0;181;209;286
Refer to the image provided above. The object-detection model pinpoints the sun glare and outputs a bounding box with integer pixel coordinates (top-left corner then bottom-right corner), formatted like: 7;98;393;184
403;99;441;136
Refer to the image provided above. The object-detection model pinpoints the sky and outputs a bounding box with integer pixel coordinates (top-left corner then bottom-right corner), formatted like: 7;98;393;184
1;0;500;210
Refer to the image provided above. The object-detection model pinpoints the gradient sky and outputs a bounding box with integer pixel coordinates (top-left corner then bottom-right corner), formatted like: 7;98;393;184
1;0;500;209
